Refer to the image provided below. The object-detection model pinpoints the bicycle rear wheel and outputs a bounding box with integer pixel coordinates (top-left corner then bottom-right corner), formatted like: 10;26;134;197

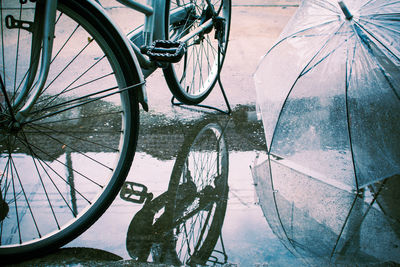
0;0;141;260
163;0;231;105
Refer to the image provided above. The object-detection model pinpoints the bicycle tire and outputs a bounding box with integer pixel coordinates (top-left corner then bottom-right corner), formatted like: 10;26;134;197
163;0;231;105
165;120;229;265
0;0;141;261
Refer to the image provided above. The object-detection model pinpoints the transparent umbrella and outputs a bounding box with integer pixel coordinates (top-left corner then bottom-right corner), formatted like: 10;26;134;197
254;0;400;191
251;155;400;265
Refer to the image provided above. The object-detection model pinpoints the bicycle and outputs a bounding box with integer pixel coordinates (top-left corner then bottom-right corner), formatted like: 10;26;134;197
121;120;229;265
0;0;231;260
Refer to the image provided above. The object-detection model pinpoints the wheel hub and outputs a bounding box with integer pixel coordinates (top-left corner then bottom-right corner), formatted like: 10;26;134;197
0;115;21;134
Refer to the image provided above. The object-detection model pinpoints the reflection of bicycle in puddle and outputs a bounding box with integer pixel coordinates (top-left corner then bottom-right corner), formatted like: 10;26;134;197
120;120;229;266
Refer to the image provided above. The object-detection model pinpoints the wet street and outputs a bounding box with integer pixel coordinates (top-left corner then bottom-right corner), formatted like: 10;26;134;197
5;0;400;266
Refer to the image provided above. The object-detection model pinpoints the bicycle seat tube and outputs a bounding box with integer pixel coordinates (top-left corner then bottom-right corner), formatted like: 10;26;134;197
117;0;165;75
15;0;58;121
117;0;155;44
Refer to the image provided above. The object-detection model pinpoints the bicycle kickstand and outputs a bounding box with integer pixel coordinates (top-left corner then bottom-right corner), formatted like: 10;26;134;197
171;19;232;115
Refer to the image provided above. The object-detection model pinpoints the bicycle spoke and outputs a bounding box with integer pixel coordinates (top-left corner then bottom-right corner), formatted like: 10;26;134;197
198;40;205;92
204;34;217;65
166;0;229;103
40;56;109;109
1;74;16;120
29;121;121;152
22;124;113;172
185;210;204;254
24;81;144;124
20;130;61;231
9;155;42;241
3;142;51;245
0;161;11;245
4;127;113;243
10;164;22;244
1;0;139;255
197;152;218;183
17;128;90;206
1;2;5;90
26;150;77;217
49;20;79;65
16;135;92;206
13;3;23;97
183;222;192;257
11;13;63;101
37;71;114;107
190;45;199;93
193;208;212;251
13;132;102;190
31;110;122;126
41;39;94;98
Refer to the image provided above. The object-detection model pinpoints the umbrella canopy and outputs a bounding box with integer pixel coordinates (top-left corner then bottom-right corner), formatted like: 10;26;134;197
251;156;400;265
254;0;400;191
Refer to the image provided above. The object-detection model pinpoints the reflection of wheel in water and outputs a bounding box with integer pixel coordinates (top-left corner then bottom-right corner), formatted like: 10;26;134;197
0;1;140;260
125;121;229;265
165;121;229;266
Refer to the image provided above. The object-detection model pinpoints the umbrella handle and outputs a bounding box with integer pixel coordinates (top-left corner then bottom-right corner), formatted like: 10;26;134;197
338;1;353;20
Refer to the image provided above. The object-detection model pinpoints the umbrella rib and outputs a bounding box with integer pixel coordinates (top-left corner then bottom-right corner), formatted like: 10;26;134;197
301;34;354;77
345;26;400;191
357;16;400;36
359;0;376;10
360;1;400;11
312;0;340;15
330;195;359;258
344;40;360;192
265;154;298;252
263;19;339;59
352;22;400;100
332;182;383;258
374;61;400;100
361;12;400;17
269;22;347;151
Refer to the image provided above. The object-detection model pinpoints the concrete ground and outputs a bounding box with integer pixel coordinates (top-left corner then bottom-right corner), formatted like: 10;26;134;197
6;1;400;266
8;2;301;266
98;0;299;115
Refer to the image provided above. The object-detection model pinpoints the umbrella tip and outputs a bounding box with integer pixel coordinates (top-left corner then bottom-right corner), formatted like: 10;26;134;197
338;1;353;20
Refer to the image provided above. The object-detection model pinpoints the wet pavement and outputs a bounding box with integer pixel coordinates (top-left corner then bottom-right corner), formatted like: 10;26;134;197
7;1;400;267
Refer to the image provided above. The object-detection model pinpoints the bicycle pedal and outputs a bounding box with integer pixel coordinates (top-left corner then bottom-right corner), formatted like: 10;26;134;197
120;181;153;204
140;40;186;63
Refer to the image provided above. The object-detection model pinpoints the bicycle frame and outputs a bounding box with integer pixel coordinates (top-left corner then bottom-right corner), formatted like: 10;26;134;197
121;0;214;78
13;0;217;119
14;0;57;121
122;0;169;77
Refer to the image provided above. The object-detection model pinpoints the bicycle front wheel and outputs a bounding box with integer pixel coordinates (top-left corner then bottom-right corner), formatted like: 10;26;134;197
0;0;141;260
163;0;231;105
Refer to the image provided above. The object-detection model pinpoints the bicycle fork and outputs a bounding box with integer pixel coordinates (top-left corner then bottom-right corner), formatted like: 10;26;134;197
5;0;58;122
